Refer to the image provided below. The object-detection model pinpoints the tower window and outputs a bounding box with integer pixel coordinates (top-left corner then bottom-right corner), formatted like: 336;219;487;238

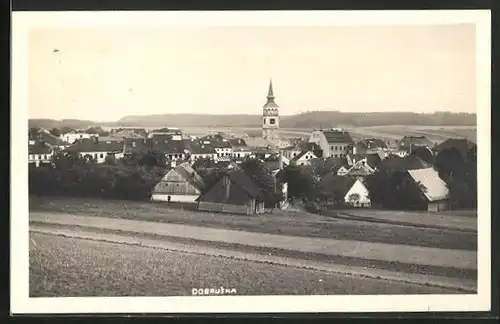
263;119;266;124
270;118;276;125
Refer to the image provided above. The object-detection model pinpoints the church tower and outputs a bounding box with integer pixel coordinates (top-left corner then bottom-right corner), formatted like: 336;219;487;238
262;79;280;141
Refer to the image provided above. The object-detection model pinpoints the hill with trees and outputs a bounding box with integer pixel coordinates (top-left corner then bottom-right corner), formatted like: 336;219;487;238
29;111;476;129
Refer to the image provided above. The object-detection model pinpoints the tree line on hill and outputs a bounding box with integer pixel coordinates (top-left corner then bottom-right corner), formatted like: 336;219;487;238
29;111;476;130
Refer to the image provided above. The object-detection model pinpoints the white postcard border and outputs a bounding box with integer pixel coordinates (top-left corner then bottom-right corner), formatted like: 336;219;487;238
11;10;491;314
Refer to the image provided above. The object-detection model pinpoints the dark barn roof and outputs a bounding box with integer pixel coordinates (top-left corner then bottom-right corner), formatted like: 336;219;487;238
123;138;153;154
356;138;387;150
379;154;431;172
399;136;434;149
65;138;124;153
319;174;358;198
189;141;217;155
197;169;264;203
433;138;476;158
29;142;52;154
322;130;354;144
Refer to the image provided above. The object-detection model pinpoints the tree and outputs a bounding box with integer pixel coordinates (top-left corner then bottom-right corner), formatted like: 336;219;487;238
192;157;216;170
122;150;167;168
86;126;105;134
60;126;75;135
104;154;118;165
434;147;477;209
282;165;316;200
365;165;420;210
347;193;360;206
49;128;61;137
410;146;434;164
199;167;224;194
241;157;283;208
29;127;40;140
435;148;465;178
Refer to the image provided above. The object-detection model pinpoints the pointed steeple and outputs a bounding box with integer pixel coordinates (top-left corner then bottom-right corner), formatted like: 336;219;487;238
263;78;278;108
267;78;274;99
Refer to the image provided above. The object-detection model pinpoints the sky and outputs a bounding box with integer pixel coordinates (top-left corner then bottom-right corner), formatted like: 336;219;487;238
28;25;476;121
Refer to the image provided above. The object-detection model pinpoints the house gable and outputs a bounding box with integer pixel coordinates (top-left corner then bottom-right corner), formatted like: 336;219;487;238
153;168;202;195
337;166;350;176
344;179;371;204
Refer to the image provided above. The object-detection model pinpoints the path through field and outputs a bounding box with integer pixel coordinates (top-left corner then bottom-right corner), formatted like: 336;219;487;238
29;211;477;295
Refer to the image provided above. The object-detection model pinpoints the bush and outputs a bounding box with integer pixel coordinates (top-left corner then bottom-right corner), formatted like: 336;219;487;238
29;162;165;201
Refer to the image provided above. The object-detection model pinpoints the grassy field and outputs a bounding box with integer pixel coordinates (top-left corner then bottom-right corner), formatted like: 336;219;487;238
29;196;477;251
179;125;476;143
347;126;476;143
29;232;462;297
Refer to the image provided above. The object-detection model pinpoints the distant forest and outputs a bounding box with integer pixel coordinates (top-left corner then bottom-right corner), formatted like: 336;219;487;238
29;111;476;130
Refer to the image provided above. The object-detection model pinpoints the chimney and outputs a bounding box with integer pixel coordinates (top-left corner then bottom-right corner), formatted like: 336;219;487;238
353;145;357;155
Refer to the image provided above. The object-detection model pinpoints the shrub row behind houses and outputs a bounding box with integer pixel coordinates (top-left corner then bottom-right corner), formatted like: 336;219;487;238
29;163;165;201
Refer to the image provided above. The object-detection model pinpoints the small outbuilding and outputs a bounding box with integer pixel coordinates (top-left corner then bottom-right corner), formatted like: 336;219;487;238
197;170;265;215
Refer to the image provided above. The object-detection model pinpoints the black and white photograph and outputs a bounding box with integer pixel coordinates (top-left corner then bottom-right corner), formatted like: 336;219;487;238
11;10;491;314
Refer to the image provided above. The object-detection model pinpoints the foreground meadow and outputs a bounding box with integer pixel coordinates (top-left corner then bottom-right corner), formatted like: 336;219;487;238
29;232;462;297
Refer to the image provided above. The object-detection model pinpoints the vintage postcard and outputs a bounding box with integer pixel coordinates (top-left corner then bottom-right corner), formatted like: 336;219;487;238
11;10;491;314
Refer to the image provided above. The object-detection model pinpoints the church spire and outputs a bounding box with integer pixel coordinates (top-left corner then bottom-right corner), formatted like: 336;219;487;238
267;78;274;99
263;78;278;109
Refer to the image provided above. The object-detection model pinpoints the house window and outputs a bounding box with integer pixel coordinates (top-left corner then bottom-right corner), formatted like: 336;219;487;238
100;153;104;158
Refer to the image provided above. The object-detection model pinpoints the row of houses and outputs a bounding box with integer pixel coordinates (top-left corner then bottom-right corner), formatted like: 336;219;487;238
29;126;475;174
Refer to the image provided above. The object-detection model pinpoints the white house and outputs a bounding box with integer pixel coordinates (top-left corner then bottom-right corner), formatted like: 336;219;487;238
282;146;302;160
343;178;371;207
189;142;218;162
319;174;371;208
29;142;53;167
232;147;253;159
60;132;96;144
291;151;318;166
214;139;233;157
309;128;354;158
64;138;124;163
